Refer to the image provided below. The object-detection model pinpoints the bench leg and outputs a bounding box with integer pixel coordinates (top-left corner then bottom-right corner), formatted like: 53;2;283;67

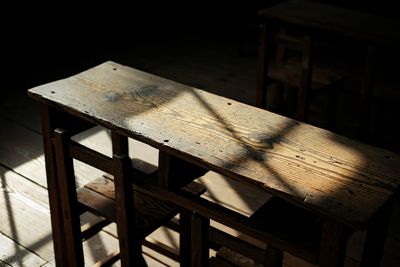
180;209;193;267
191;213;210;267
40;105;69;266
319;219;350;267
359;198;394;267
113;154;146;267
53;129;84;267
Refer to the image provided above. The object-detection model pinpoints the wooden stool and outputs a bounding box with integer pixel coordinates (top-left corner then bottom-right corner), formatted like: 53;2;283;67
256;23;347;126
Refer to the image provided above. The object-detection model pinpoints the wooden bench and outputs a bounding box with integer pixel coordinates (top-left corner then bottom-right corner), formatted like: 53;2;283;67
28;61;400;267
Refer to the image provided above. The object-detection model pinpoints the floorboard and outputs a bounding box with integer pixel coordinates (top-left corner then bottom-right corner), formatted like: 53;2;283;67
0;233;46;267
0;166;53;261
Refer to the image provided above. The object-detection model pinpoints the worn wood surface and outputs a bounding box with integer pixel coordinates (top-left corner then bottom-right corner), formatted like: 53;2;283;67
28;61;400;230
258;0;400;47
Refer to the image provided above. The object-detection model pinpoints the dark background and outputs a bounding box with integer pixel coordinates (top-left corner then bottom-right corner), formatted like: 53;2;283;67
3;0;399;151
5;0;398;83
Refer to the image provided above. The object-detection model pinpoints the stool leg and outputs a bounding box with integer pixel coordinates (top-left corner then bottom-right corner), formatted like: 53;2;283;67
297;35;313;122
326;82;340;131
180;209;193;267
191;213;210;267
113;153;146;267
54;129;84;267
256;23;270;108
358;45;376;141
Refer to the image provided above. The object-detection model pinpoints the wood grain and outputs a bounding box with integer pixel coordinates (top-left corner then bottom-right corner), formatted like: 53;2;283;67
28;61;400;229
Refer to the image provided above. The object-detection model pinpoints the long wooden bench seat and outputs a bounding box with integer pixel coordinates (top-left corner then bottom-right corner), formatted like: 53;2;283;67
28;61;400;267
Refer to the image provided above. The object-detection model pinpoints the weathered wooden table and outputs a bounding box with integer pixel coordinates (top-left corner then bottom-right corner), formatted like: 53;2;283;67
258;0;400;138
28;61;400;267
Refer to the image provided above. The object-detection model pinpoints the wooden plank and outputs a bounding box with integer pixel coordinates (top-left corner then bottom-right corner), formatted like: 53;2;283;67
258;0;400;47
0;232;46;266
28;61;400;229
197;171;271;217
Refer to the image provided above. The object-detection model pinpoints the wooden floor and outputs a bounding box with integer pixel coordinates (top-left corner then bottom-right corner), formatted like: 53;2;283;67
1;31;400;266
